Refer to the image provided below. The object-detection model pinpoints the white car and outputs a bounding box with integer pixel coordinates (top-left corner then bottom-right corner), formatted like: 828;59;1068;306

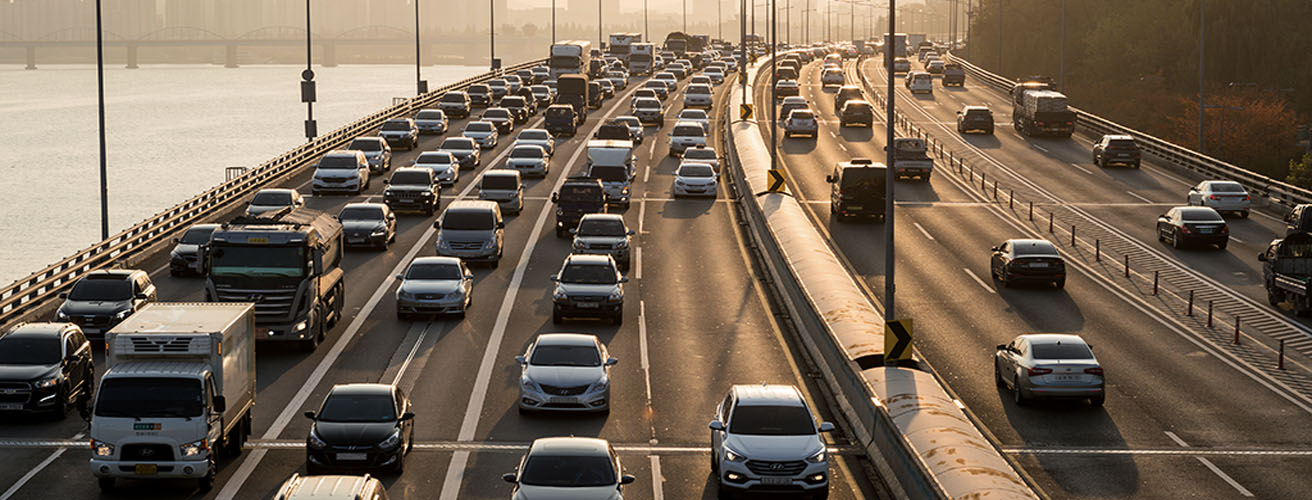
673;162;718;197
502;438;636;497
654;72;678;92
906;71;933;94
514;128;555;156
413;109;448;135
995;333;1105;406
682;145;720;171
246;188;305;216
462;121;499;149
394;257;473;319
413;151;459;186
677;109;711;130
515;333;617;413
311;151;370;196
821;68;846;86
503;144;551;178
683;83;714;109
710;385;834;498
1187;180;1251;218
704;68;725;84
927;59;945;74
669;121;707;156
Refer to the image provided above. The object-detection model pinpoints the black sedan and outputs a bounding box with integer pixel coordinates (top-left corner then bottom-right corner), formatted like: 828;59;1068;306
990;239;1067;289
482;108;516;134
1158;206;1228;250
305;383;415;474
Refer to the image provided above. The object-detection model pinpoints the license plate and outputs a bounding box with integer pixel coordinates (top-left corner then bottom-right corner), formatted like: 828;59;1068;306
348;238;365;244
848;206;863;210
135;464;157;475
1055;375;1079;381
247;237;268;243
1199;228;1213;234
337;453;368;461
761;477;791;486
577;302;599;309
1029;262;1049;268
0;403;23;410
548;397;577;403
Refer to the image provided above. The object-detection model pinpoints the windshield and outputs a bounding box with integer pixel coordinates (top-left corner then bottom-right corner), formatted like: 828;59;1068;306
502;97;525;107
442;211;495;231
729;405;815;435
482;176;519;190
466;122;494;132
1031;342;1095;360
441;93;466;102
678;165;715;178
180;226;214;245
96;378;202;419
520;454;615;487
560;263;617;284
560;185;602;202
512;147;544;158
468;85;489;94
347;139;382;151
636;99;660;109
0;337;60;365
549;55;581;68
589;165;628;182
577;219;625;236
688;85;711;95
530;344;601;366
416;110;444;120
417;153;453;165
673;125;704;137
441;138;475;151
67;277;131;301
210;244;306;278
382;121;410;131
318;393;396;423
405;262;462;280
390;171;433;186
485;109;510;119
318;156;359;170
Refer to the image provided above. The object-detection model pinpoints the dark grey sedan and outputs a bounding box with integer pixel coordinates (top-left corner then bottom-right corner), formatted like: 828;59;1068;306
338;203;396;249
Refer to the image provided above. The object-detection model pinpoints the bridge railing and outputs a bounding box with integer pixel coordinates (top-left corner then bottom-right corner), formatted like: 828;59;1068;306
0;58;547;330
946;53;1312;209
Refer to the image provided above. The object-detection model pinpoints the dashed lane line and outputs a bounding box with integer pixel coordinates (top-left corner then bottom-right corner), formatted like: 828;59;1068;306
1165;431;1254;497
0;432;83;500
913;222;935;240
962;268;997;294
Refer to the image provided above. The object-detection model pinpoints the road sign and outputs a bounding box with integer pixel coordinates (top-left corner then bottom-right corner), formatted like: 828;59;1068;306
740;104;754;120
767;169;786;193
885;319;913;363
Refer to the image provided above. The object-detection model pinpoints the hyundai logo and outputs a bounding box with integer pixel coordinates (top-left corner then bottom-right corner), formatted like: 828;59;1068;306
139;448;155;457
247;294;264;303
769;463;786;471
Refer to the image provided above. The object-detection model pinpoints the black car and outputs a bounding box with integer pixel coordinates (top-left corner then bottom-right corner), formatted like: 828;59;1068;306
550;254;628;325
840;100;874;127
439;91;471;119
1158;206;1229;250
957;106;995;134
587;82;604;109
1093;134;1142;169
305;383;415;474
990;239;1066;289
439;137;481;169
339;203;397;249
169;223;219;276
467;84;492;107
500;96;532;124
0;322;93;419
552;176;607;237
54;269;156;337
544;105;579;137
482;108;515;134
827;159;887;221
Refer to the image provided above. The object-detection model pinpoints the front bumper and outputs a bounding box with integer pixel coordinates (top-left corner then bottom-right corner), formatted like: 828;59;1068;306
382;135;414;146
344;231;388;247
396;295;466;315
436;246;500;262
0;384;61;413
313;178;362;192
255;320;317;342
519;386;609;412
91;457;211;479
718;460;828;495
386;195;437;212
554;300;622;318
417;124;446;134
674;182;717;196
307;445;403;472
170;254;202;274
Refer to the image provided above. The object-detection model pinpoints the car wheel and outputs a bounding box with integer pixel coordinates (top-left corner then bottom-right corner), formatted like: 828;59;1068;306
1054;279;1065;289
1090;394;1106;408
1217;239;1228;250
1013;376;1028;406
396;310;409;320
552;309;563;324
994;361;1005;388
1172;232;1182;249
717;482;736;499
1241;210;1250;219
391;449;406;474
1133;161;1141;169
811;489;830;500
198;456;216;491
50;386;69;420
490;258;500;269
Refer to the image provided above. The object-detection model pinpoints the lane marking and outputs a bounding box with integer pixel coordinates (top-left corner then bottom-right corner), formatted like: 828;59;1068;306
1003;446;1312;457
837;143;848;152
1033;144;1050;153
634;247;643;280
384;321;437;386
650;455;665;500
912;222;935;240
1070;163;1095;175
637;198;646;234
1126;191;1155;204
639;301;652;403
1229;236;1245;244
962;268;997;294
1165;431;1254;497
643;164;651;183
0;432;83;500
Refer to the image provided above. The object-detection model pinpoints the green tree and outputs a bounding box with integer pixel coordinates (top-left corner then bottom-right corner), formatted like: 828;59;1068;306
1287;153;1312;189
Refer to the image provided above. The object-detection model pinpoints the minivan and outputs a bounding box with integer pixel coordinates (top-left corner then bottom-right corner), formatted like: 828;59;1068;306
826;159;887;221
478;170;525;215
434;200;505;267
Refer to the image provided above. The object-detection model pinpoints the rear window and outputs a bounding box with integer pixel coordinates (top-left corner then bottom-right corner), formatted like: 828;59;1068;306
389;170;432;185
789;110;815;120
468;85;489;94
502;97;525;106
1180;208;1222;222
1108;139;1138;149
1209;182;1246;193
1031;341;1094;360
417;152;453;164
589;165;628;182
674;125;704;137
845;102;871;111
841;167;884;190
1014;241;1059;256
481;175;519;190
965;109;991;118
546;107;574;118
685;149;716;161
520;130;549;140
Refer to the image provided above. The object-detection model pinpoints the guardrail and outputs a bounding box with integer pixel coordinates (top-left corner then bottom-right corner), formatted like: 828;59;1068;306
0;58;547;331
946;53;1312;209
727;52;1037;500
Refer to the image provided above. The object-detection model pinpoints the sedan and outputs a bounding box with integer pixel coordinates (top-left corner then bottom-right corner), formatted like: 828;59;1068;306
779;96;809;121
704;68;725;84
246;188;304;217
995;334;1105;407
338;203;395;249
514;128;556;156
530;84;554;107
681;145;720;172
785;109;819;138
677;109;710;130
169;223;218;276
413;109;448;135
394;257;473;319
774;79;800;99
438;137;480;169
990;239;1066;289
482;108;515;134
673;162;719;197
414;151;459;186
1158;206;1229;250
462;121;499;149
502;437;636;497
504;144;551;178
821;68;846;86
1187;180;1251;218
304;383;415;474
515;333;617;413
643;80;670;100
612;116;645;144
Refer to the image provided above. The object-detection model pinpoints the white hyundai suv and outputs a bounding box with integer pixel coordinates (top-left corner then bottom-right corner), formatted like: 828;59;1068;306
710;384;833;498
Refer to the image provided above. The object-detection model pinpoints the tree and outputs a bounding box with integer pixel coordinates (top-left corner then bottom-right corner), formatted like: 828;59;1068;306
1287;153;1312;189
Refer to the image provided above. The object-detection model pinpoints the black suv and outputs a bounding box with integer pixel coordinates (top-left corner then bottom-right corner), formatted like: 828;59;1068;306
54;269;156;337
439;91;471;119
500;96;532;124
552;177;607;237
468;84;492;108
0;322;94;419
956;106;994;134
1092;134;1142;169
827;159;887;221
383;168;440;215
545;105;579;137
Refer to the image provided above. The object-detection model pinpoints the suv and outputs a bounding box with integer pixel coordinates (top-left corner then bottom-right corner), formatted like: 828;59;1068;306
956;106;995;134
550;254;627;324
434;200;505;268
544;105;579;137
313;150;371;195
827;158;887;220
785;109;819;138
684;83;714;109
439;137;481;169
383;167;440;215
669;121;708;156
1284;204;1312;236
438;91;471;119
246;187;305;216
477;170;525;215
552;177;608;238
379;118;419;150
54;269;156;337
0;322;94;418
500;95;532;124
710;384;834;499
571;214;634;270
834;85;863;110
1092;134;1142;169
467;84;492;107
840;100;874;127
942;62;966;87
632;97;664;126
347;137;392;173
273;474;390;500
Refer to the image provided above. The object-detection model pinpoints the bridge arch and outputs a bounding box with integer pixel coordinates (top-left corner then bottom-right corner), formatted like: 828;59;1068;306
334;25;412;40
139;26;227;41
38;27;126;42
237;26;321;41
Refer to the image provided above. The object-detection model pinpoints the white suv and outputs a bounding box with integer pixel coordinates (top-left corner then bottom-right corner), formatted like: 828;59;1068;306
683;83;714;109
710;384;833;498
312;150;370;195
668;121;707;156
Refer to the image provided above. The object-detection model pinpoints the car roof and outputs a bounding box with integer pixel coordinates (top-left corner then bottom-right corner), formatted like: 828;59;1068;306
1016;333;1088;347
535;333;600;347
409;256;462;268
328;383;394;397
482;169;520;179
731;384;805;406
1007;239;1059;254
782;96;807;103
580;213;625;223
529;437;611;456
342;202;387;210
445;199;499;212
4;322;74;337
1105;134;1134;141
565;254;615;266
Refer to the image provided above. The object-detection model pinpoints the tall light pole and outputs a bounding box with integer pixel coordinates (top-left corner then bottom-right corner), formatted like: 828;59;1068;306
302;0;317;142
94;0;109;239
643;0;648;39
1198;0;1206;153
490;0;497;71
554;0;558;42
804;0;811;43
996;0;1002;73
786;0;791;46
414;0;425;95
883;0;897;333
1058;0;1064;91
684;0;688;32
598;0;603;50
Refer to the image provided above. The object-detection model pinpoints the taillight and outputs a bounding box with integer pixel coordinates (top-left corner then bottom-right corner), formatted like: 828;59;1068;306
1209;195;1220;200
1180;225;1192;234
1066;121;1074;126
1243;195;1250;201
1028;367;1052;376
1221;224;1230;234
1085;367;1104;376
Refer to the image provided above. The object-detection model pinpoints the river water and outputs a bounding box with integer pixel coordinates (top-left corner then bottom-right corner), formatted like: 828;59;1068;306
0;63;482;287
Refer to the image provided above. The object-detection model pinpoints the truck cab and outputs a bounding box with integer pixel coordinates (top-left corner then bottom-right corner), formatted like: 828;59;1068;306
552;177;608;238
585;140;637;209
889;137;933;181
1260;232;1312;315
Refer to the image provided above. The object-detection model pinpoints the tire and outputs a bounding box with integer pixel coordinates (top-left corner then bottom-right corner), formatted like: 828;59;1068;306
1133;161;1141;169
811;489;830;500
1099;159;1108;169
994;361;1005;387
391;449;406;474
50;386;69;420
98;478;115;493
1090;395;1106;408
555;227;566;238
1268;286;1282;306
552;309;563;324
717;482;736;499
1172;232;1182;249
612;311;624;326
490;258;500;269
198;456;216;491
396;311;410;320
1217;239;1228;250
1054;279;1065;289
1013;376;1028;406
1241;210;1250;219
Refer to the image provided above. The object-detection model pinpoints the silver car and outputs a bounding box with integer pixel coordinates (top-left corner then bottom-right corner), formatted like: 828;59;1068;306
515;333;617;414
463;121;499;149
503;144;550;178
710;384;833;498
996;333;1105;406
502;437;636;497
613;116;644;144
477;170;525;215
1187;180;1251;218
394;257;473;319
514;128;555;156
413;151;459;186
413;109;448;135
682;145;720;171
571;214;634;270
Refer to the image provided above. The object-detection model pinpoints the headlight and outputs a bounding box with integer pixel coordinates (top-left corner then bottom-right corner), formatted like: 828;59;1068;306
521;378;541;392
615;240;628;249
179;439;209;458
723;446;747;462
621;186;630;195
385;189;394;196
556;208;565;216
675;179;687;186
293;321;308;332
807;448;827;463
307;430;328;449
483;240;498;249
587;377;609;393
91;439;114;457
371;227;387;236
378;429;402;449
552;289;568;301
397;290;416;300
34;377;59;389
437;239;451;250
113;309;132;320
55;310;69;321
607;289;623;303
573;240;587;249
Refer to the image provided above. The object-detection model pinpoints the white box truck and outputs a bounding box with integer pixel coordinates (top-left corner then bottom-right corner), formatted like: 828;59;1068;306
89;302;256;493
585;139;637;208
550;40;592;79
629;42;656;75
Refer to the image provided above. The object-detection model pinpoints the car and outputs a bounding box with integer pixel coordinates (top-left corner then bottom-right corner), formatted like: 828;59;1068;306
467;83;492;107
605;71;629;87
1187;180;1251;218
892;57;911;73
684;83;714;109
677;108;711;130
1092;134;1142;169
682;145;720;171
499;96;532;124
654;71;678;88
434;200;505;267
990;239;1067;288
1157;206;1229;249
531;65;550;82
785;109;819;138
514;128;556;156
710;384;834;499
613;116;645;144
906;71;934;94
689;75;713;87
668;121;708;156
438;91;471;119
379;118;418;151
587;81;605;108
530;84;554;107
462;120;499;149
412;150;459;187
477;170;525;215
313;151;371;195
779;96;810;121
942;62;966;86
919;50;937;63
821;67;846;87
704;67;725;83
631;89;657;103
834;85;863;110
487;78;509;99
827;158;887;220
544;104;579;136
502;437;636;497
169;223;219;276
504;144;551;178
927;59;945;74
273;473;390;500
515;333;617;413
643;79;670;100
54;269;156;337
571;214;634;270
503;74;523;93
551;254;627;324
413;109;448;135
596;79;615;99
481;107;515;134
673;162;719;198
438;137;480;169
0;322;94;418
840;99;874;127
517;68;538;84
595;121;638;145
338;203;396;249
632;97;664;125
957;106;995;134
394;257;472;319
1282;204;1312;235
383;167;441;214
247;187;307;215
774;79;800;99
995;334;1105;407
347;137;392;173
304;383;415;474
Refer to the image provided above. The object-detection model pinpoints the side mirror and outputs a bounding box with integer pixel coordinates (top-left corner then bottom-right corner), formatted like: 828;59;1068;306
433;220;442;229
708;420;725;431
465;273;474;280
395;274;405;280
497;221;505;229
551;193;559;203
382;179;390;185
515;355;527;365
569;228;578;234
59;292;68;299
620;474;636;485
605;357;619;366
171;238;180;244
1258;253;1268;262
990;246;1000;252
399;412;415;421
619;277;630;283
550;275;559;282
818;422;835;432
213;396;227;413
303;410;317;420
134;293;148;300
996;344;1008;351
627;229;636;235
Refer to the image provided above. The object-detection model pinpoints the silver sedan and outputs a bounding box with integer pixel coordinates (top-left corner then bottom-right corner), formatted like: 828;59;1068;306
995;333;1105;407
516;333;616;414
394;257;473;319
1187;180;1251;218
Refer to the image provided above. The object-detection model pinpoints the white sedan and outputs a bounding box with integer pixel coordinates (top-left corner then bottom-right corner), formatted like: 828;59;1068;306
676;109;710;130
1187;180;1251;218
673;162;718;197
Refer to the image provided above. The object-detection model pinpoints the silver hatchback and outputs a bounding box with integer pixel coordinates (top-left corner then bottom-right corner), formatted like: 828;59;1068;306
995;333;1105;407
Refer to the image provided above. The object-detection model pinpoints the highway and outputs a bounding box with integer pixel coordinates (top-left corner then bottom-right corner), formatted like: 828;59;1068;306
0;64;881;498
747;51;1312;498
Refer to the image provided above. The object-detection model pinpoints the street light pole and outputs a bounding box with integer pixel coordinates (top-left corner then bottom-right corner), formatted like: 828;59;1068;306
554;0;558;42
996;0;1002;73
684;0;688;32
1198;0;1206;153
414;0;424;95
94;0;109;239
490;0;496;71
302;0;316;142
884;0;896;331
1058;0;1064;91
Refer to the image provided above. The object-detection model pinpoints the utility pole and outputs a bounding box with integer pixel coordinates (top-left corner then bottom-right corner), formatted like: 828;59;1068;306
95;0;109;239
554;0;558;42
1058;0;1065;91
414;0;424;95
1198;0;1206;153
786;0;791;46
883;0;896;333
996;0;1002;73
490;0;497;71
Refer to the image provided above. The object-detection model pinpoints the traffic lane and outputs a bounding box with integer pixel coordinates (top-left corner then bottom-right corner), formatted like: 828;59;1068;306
455;448;657;500
1008;453;1252;499
658;453;873;500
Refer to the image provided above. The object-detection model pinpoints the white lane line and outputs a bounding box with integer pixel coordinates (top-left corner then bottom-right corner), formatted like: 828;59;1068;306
1033;144;1050;153
637;198;647;234
1070;163;1095;175
837;143;848;152
386;321;435;386
0;432;83;500
1229;236;1245;244
643;164;651;183
639;301;652;403
1165;431;1254;497
963;268;997;294
634;246;643;280
1126;191;1155;204
912;222;935;240
649;455;665;500
150;262;170;278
